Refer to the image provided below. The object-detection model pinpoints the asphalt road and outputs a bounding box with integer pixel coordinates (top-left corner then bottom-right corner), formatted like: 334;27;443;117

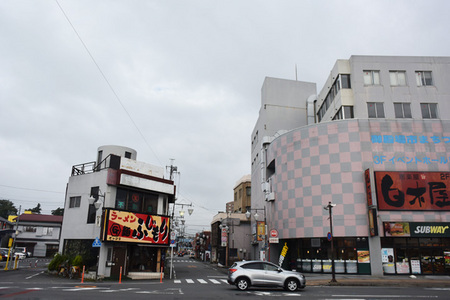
0;257;449;299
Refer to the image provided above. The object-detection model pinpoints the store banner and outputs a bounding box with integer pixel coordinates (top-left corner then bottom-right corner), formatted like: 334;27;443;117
375;171;450;211
102;209;170;245
257;221;265;241
384;222;450;237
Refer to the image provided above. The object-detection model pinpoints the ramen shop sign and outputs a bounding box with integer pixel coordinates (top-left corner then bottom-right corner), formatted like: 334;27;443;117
101;209;170;245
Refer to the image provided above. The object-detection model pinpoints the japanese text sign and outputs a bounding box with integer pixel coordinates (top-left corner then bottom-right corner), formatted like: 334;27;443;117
102;209;170;245
375;172;450;211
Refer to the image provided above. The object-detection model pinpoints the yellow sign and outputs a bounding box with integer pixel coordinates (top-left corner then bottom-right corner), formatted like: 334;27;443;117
257;221;265;241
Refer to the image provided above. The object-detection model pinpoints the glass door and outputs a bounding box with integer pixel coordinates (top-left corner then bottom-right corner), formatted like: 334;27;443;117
421;249;433;274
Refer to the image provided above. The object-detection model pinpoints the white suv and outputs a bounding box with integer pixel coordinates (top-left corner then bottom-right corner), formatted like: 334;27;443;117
227;260;306;291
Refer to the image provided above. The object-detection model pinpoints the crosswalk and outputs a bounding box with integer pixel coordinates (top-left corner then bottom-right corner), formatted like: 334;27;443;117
174;278;228;285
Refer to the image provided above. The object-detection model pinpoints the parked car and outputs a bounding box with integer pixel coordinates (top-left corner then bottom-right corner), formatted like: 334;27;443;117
0;249;9;261
14;247;30;258
227;260;306;292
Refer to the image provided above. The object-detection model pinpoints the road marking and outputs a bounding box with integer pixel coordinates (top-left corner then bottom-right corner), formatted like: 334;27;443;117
136;288;183;295
25;271;44;279
186;279;194;283
209;279;220;284
331;295;438;298
197;279;207;284
174;280;181;283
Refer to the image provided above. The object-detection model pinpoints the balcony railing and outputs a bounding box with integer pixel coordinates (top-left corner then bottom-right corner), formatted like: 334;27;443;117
71;155;119;176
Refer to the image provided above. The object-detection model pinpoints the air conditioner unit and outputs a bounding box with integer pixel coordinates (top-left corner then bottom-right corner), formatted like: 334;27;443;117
265;192;275;202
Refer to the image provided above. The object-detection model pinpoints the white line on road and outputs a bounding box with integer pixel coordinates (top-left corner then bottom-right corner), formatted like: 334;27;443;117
186;279;194;284
209;279;220;284
25;271;44;279
331;295;438;298
197;279;207;284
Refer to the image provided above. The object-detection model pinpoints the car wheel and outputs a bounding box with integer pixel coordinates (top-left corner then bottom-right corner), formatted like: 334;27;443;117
236;278;250;291
285;278;299;291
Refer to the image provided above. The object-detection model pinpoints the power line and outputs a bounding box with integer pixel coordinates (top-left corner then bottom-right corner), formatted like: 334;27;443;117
55;0;161;164
0;184;64;194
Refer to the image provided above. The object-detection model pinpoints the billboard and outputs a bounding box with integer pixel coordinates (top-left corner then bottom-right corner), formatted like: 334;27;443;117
375;171;450;211
102;209;170;245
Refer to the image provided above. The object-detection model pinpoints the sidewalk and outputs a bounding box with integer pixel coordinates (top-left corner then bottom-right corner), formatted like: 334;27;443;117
304;273;450;287
212;261;450;288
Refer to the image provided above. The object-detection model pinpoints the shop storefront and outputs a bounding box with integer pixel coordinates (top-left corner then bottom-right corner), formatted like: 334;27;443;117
101;209;170;278
374;171;450;275
291;237;371;275
381;222;450;275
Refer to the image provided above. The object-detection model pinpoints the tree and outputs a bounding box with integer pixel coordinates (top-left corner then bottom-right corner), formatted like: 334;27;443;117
51;207;64;216
0;199;17;219
28;203;42;214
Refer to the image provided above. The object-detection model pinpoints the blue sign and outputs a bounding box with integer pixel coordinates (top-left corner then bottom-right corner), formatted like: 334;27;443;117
327;232;332;241
92;237;102;248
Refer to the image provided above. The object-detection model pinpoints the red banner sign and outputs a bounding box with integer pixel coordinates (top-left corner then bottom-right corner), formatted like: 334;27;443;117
102;209;170;245
375;172;450;211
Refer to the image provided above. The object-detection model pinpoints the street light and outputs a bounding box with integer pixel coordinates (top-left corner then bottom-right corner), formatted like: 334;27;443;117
324;201;337;283
245;207;268;261
88;189;105;210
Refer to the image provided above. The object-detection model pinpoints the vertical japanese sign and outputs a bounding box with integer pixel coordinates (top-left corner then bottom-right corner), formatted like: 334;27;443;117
375;172;450;210
365;169;378;236
257;221;265;241
102;209;170;245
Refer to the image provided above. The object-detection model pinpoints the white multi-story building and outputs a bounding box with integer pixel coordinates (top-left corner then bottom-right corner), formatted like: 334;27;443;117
59;145;175;279
252;56;450;276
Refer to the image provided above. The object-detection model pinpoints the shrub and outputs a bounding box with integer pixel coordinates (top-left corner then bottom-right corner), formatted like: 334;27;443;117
48;253;67;271
71;255;83;267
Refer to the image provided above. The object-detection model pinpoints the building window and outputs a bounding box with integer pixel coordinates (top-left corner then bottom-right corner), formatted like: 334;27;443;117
69;196;81;208
367;102;385;118
416;71;433;86
390;71;407;86
87;204;96;224
115;188;158;213
125;151;132;158
43;227;53;236
421;103;438;119
339;74;351;89
394;103;412;118
333;106;354;120
24;226;36;232
246;187;251;197
363;70;380;85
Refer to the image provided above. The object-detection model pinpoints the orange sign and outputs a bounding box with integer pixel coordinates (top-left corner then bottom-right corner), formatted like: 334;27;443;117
102;209;170;245
375;172;450;211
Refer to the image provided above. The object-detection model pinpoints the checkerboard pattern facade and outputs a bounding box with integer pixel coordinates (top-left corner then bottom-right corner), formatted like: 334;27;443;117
267;119;450;239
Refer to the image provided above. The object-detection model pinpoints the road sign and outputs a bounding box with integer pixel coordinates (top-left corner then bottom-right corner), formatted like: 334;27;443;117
327;232;332;241
92;237;102;247
270;229;278;238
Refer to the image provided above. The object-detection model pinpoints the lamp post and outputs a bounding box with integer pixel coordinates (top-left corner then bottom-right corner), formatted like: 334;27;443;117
324;201;337;283
245;207;267;261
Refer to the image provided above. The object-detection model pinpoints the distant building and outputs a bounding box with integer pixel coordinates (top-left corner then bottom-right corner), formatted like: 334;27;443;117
0;216;14;248
14;214;63;257
59;145;175;279
252;56;450;276
225;201;234;213
233;175;251;213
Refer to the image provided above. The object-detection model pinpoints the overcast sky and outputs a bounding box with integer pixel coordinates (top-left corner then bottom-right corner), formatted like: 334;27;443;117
1;1;450;233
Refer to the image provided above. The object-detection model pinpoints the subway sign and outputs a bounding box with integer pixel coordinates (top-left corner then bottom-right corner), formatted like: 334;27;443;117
384;222;450;238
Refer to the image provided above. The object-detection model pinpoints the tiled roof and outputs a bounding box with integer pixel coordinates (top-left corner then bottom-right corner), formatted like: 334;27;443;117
16;214;63;223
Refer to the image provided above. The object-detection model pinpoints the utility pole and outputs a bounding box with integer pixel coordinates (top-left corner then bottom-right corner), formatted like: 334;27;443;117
324;201;337;283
